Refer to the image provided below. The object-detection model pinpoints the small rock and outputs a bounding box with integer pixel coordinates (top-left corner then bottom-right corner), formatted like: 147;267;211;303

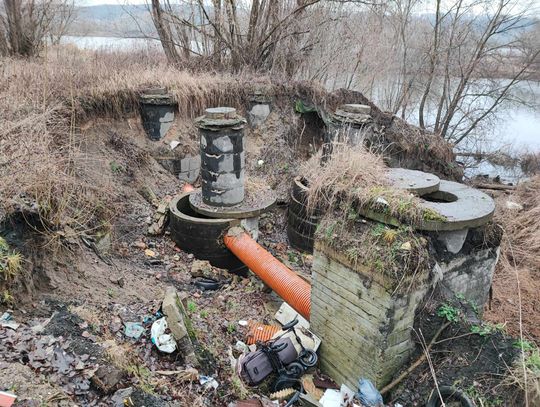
506;200;523;211
144;249;157;258
190;260;213;278
132;240;147;250
91;365;125;394
400;241;412;251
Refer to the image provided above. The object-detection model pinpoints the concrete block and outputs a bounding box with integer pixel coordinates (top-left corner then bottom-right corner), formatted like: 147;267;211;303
437;228;469;254
248;103;271;127
162;287;188;340
311;242;427;388
439;247;499;310
178;169;199;183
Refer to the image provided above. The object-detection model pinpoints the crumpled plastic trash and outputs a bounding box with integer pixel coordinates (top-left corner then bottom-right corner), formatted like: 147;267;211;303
199;375;219;390
319;389;341;407
0;312;19;330
357;378;383;406
151;317;177;353
124;322;145;340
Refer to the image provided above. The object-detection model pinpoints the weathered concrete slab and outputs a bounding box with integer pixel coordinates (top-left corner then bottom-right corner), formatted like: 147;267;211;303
386;168;440;196
360;180;495;231
189;181;276;219
419;180;495;231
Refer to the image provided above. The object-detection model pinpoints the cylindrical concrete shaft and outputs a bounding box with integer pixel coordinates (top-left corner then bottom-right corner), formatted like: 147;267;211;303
140;88;176;141
224;230;311;320
197;107;246;207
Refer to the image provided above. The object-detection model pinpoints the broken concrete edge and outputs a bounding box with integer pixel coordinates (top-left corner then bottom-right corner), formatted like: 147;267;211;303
226;226;246;238
189;188;277;219
162;287;199;366
313;240;432;295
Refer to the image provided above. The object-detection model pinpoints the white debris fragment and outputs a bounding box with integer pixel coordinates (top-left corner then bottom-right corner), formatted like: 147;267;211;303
150;318;177;353
506;200;523;211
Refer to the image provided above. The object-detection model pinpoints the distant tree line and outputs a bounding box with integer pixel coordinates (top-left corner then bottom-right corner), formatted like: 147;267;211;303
0;0;74;56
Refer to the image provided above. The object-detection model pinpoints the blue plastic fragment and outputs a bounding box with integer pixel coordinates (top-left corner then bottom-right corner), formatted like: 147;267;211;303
357;378;383;406
124;322;145;340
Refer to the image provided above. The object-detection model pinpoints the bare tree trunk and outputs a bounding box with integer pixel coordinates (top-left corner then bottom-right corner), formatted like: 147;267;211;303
5;0;25;55
151;0;179;64
418;0;442;129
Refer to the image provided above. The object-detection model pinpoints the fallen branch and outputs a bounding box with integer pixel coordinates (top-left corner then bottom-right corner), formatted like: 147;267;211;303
380;321;452;395
475;183;516;191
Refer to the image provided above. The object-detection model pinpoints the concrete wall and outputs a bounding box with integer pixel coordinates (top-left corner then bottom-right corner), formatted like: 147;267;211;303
310;242;430;389
437;247;499;310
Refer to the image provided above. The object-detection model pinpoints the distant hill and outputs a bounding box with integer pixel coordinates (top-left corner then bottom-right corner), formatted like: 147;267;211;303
69;4;155;37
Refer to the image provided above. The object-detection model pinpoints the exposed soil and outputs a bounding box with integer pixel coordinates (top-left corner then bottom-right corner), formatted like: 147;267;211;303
392;298;519;407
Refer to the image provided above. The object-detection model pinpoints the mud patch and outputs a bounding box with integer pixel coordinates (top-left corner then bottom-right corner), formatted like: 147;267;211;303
391;303;518;406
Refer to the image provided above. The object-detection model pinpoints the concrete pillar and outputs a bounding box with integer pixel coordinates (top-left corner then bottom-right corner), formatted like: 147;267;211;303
195;107;246;207
310;241;430;389
140;87;176;141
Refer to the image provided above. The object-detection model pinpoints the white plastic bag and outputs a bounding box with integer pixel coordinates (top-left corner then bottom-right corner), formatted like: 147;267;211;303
151;317;177;353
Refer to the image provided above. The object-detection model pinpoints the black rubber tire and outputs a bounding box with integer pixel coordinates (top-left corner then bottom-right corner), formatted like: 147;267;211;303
287;224;314;253
286;177;322;253
289;194;321;222
287;209;318;236
285;362;305;378
298;349;318;368
169;192;247;275
426;386;474;407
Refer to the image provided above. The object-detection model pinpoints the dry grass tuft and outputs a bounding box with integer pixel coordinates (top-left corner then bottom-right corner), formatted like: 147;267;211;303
299;143;434;290
300;142;430;226
503;345;540;406
485;177;540;404
301;142;388;211
485;176;540;340
498;176;540;269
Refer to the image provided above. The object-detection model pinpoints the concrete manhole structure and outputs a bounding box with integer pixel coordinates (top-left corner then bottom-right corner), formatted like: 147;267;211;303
287;168;442;254
169;107;276;274
166;101;501;393
326;103;373;147
139;87;176;141
247;89;272;128
307;168;499;390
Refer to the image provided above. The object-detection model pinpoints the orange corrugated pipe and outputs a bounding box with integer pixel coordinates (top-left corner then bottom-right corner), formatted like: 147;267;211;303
224;228;311;320
246;322;281;345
